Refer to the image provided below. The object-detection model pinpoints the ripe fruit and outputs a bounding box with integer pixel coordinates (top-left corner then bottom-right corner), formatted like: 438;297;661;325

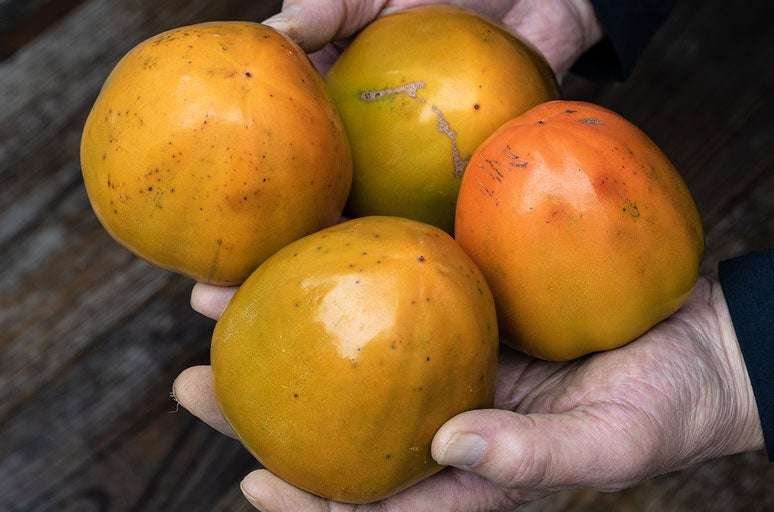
326;5;558;231
212;217;498;503
81;22;352;285
456;101;703;361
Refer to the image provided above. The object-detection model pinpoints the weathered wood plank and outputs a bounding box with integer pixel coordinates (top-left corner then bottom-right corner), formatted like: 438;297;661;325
0;0;88;59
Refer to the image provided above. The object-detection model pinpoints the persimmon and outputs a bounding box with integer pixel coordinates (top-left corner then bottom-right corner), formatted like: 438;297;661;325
212;217;498;503
82;22;352;284
456;100;703;360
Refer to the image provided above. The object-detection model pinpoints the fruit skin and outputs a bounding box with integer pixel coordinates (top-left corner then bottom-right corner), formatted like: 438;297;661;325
81;22;352;285
455;100;704;361
212;216;498;503
326;5;558;232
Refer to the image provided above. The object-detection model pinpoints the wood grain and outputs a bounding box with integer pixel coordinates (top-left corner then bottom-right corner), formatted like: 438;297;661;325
0;0;772;510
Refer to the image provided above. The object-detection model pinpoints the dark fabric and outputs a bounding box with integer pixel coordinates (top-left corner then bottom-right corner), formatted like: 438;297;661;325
571;0;676;81
719;250;774;461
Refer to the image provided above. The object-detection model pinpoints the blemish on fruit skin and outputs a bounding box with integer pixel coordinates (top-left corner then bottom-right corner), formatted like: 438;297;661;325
360;81;466;177
623;201;641;218
360;81;426;101
484;159;504;181
417;255;426;263
431;105;467;178
206;238;224;282
580;117;603;125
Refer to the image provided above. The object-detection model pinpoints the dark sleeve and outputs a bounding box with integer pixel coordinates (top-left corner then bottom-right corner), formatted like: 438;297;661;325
719;250;774;461
570;0;676;81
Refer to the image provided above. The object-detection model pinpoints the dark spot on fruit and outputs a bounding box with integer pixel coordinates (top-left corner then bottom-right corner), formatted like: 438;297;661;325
473;103;480;111
537;120;545;125
580;117;603;125
293;393;299;399
245;71;252;78
355;279;361;284
623;201;641;218
565;109;577;114
417;255;425;263
362;251;368;256
425;356;431;362
147;186;153;191
385;454;392;460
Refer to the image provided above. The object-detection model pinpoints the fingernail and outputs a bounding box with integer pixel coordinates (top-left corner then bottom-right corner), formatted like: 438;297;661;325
263;4;301;31
240;478;266;510
435;432;487;467
262;14;291;33
379;6;401;16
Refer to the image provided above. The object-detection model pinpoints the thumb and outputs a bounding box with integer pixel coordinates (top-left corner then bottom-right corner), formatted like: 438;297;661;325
263;0;388;52
431;408;648;490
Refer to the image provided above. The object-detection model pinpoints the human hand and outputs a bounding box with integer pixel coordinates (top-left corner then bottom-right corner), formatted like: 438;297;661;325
263;0;604;75
174;277;764;511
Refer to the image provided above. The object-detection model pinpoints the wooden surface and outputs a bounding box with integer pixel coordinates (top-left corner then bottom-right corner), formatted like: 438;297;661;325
1;0;772;511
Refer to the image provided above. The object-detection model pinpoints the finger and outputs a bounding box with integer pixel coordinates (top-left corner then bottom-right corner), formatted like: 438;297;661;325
432;408;647;491
190;282;237;320
493;345;569;411
241;470;335;512
381;0;513;19
263;0;389;52
172;365;236;438
308;42;342;74
240;467;520;511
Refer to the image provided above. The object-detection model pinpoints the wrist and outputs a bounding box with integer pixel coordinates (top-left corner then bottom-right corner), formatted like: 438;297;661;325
705;279;764;455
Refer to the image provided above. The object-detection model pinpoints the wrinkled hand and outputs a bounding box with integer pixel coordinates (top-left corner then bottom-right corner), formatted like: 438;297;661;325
174;277;763;511
264;0;604;75
174;2;762;510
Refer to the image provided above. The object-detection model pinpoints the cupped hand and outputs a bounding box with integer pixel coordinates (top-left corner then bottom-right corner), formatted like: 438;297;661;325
263;0;603;75
175;3;762;509
174;277;763;511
